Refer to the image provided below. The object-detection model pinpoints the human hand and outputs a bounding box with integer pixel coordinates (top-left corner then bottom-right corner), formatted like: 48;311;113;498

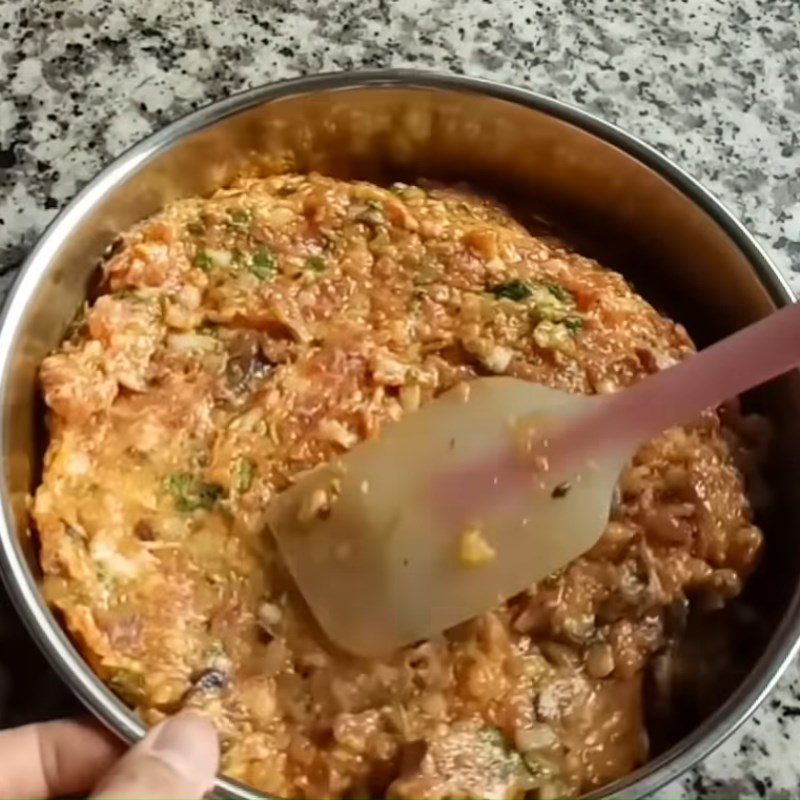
0;711;219;799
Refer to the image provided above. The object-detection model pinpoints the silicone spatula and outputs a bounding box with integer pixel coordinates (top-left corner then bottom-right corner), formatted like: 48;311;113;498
266;301;800;657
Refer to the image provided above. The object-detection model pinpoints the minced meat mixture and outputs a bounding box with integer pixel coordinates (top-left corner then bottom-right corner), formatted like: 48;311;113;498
33;174;763;798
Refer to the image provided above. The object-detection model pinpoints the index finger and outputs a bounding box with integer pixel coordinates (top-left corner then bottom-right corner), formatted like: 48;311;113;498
0;718;122;799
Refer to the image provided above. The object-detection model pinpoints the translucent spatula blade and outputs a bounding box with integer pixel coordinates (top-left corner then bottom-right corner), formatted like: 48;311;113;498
268;304;800;657
265;378;625;657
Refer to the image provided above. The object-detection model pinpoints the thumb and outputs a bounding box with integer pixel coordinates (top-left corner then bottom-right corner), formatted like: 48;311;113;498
91;711;219;800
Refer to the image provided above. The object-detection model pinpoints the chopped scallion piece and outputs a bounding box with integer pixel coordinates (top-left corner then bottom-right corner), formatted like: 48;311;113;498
228;208;251;229
233;457;255;493
195;250;213;270
166;473;224;512
249;247;277;280
545;282;572;303
487;279;532;302
357;201;384;224
108;668;144;704
306;255;326;272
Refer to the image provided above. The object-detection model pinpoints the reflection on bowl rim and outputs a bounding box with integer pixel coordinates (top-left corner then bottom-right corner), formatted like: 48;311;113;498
0;69;797;800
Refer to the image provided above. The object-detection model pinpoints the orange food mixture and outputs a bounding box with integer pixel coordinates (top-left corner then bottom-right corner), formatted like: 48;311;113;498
34;174;763;798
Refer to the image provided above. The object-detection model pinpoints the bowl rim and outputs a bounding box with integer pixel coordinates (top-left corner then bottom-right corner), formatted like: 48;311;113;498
0;68;797;800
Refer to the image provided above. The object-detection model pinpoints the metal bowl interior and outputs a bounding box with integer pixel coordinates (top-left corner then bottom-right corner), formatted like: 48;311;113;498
1;70;799;800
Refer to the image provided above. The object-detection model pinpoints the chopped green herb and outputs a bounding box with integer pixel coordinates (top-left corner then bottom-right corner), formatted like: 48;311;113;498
532;319;574;352
306;255;327;272
195;250;213;270
233;457;255;493
250;247;277;280
228;208;251;229
166;472;224;512
204;640;227;659
564;316;584;334
478;726;508;750
390;184;425;201
95;563;116;591
545;282;572;303
357;200;384;224
551;481;571;498
108;668;143;705
474;726;534;789
166;473;192;507
186;220;205;235
488;279;532;302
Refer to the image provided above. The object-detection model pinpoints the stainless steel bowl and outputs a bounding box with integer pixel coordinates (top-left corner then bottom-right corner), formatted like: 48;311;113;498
1;70;799;799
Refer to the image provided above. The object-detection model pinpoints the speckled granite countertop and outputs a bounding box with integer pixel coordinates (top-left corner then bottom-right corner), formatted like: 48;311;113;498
1;0;800;797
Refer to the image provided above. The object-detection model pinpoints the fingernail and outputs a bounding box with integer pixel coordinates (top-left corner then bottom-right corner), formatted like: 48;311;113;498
150;711;220;775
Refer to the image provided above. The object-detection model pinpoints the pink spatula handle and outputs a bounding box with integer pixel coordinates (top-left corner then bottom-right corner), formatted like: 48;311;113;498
555;301;800;468
438;302;800;521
